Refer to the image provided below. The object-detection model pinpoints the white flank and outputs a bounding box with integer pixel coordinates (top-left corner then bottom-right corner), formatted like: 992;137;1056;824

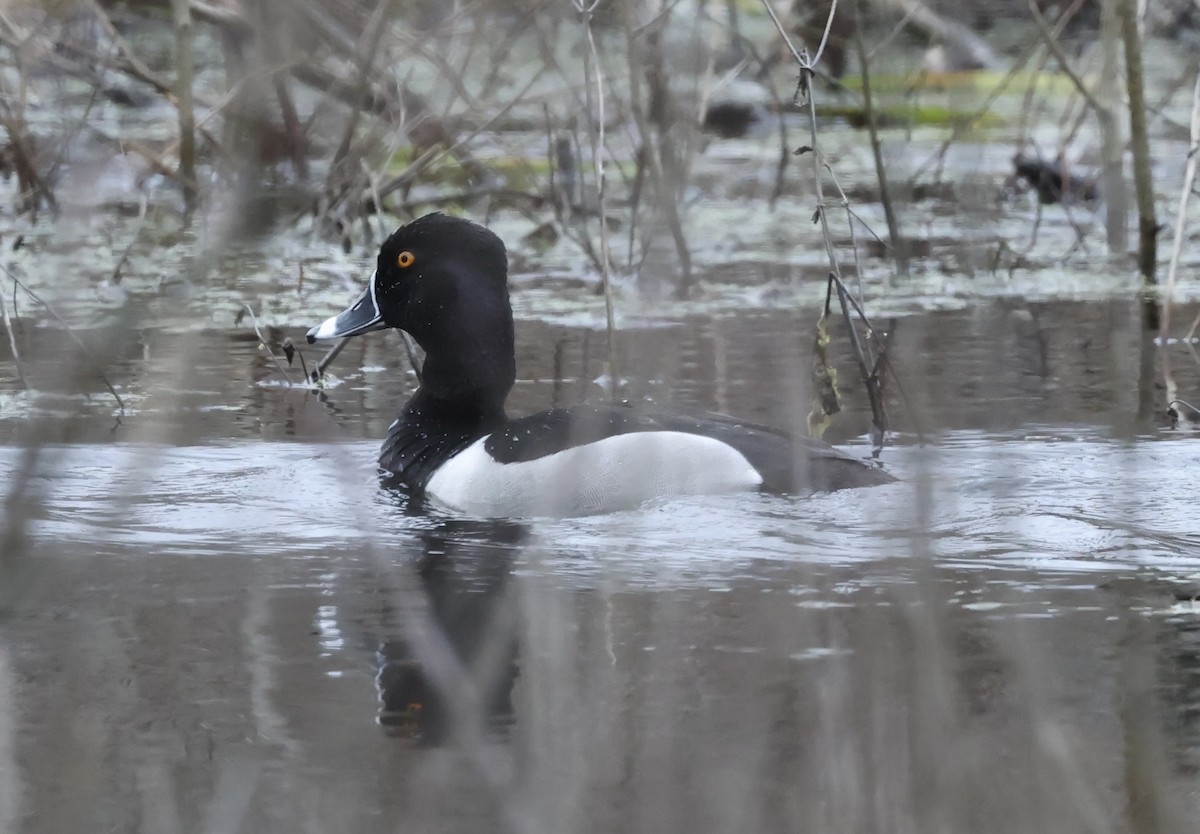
425;430;762;517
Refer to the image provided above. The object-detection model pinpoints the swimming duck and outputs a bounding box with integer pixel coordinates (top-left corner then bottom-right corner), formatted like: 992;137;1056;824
307;213;893;516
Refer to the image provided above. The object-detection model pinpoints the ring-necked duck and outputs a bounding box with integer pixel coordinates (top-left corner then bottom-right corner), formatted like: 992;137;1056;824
308;213;893;516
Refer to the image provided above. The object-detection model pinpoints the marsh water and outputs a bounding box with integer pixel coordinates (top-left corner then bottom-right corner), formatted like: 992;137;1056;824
2;7;1200;829
2;294;1200;832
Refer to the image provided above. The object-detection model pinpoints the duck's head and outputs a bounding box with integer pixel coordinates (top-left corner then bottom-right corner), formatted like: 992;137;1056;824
307;213;516;408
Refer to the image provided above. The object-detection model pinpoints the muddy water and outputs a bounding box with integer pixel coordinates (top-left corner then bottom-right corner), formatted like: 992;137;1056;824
1;3;1198;828
1;298;1200;833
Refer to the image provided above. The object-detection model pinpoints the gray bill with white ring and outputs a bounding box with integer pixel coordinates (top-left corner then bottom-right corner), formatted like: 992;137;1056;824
306;271;387;343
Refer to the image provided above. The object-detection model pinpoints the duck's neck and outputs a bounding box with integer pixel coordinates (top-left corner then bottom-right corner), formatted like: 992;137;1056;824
399;287;516;425
404;347;514;427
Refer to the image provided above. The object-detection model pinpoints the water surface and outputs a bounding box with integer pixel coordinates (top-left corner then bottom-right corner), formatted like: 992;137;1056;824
2;300;1200;832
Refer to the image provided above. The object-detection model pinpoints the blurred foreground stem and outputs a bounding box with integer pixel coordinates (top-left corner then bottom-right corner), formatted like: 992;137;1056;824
852;0;907;276
1117;0;1158;330
171;0;197;213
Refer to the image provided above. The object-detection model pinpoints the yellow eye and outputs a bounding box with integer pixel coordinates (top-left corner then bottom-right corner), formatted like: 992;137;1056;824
397;251;415;268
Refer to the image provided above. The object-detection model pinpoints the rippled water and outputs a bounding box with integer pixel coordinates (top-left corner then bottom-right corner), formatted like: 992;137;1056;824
2;298;1200;831
12;427;1199;567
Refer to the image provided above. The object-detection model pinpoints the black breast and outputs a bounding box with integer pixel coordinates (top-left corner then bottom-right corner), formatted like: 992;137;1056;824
379;396;499;490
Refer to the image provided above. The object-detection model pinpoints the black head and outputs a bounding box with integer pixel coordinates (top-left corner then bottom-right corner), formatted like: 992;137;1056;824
307;213;516;412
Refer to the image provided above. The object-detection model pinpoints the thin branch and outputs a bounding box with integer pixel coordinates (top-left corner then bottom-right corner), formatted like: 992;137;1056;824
329;0;398;175
1161;71;1200;334
1027;0;1106;115
1;267;124;411
760;0;805;66
834;277;887;451
372;68;545;205
242;304;294;386
809;0;842;68
852;0;907;276
1118;0;1159;323
170;0;197;212
576;0;618;395
911;0;1086;183
0;283;24;390
1187;309;1200;343
759;0;891;448
316;337;351;378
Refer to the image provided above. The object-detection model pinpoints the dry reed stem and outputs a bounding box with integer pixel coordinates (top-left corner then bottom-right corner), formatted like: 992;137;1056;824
1118;0;1159;313
0;284;24;390
1186;309;1200;343
1154;70;1199;416
605;2;697;298
851;0;907;276
171;0;197;212
577;0;618;397
1098;0;1131;253
1160;71;1200;334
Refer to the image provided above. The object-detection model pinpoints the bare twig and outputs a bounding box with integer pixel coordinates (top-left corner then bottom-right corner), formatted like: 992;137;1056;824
1;268;124;411
242;304;295;386
372;69;545;206
5;7;229;181
852;0;907;276
873;0;1000;69
1098;0;1129;253
0;284;24;389
46;40;115;184
329;0;398;176
1161;71;1200;334
1119;0;1159;327
833;277;887;451
576;0;618;396
84;0;178;101
285;0;491;183
315;337;351;378
1027;0;1106;114
1186;309;1200;344
760;0;890;450
911;0;1086;184
170;0;197;212
760;0;807;66
621;6;694;298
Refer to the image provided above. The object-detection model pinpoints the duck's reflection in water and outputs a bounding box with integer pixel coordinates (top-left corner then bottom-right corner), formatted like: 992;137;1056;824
374;515;527;745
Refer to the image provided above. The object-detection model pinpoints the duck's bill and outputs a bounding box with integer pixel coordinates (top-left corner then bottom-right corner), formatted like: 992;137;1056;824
306;275;386;343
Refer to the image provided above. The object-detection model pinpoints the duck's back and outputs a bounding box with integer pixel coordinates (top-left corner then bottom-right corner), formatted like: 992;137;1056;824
485;404;891;493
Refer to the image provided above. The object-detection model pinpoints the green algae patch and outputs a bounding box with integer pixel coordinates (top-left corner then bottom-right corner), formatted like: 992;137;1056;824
818;103;1004;130
841;69;1081;98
